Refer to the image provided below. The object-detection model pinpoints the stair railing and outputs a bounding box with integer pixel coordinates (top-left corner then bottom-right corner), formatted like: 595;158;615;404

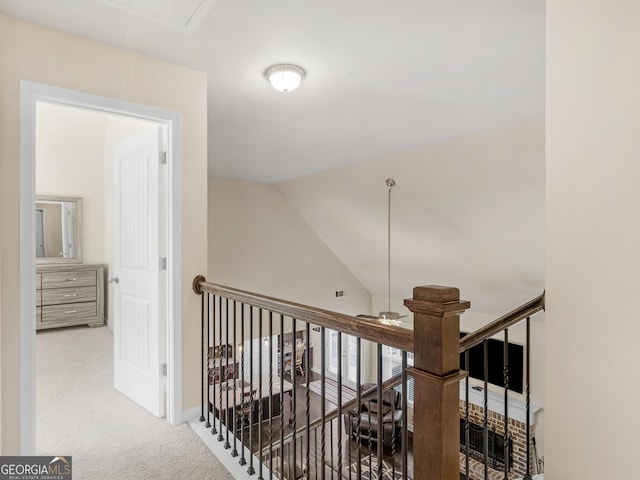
458;293;545;480
193;275;543;480
193;276;422;479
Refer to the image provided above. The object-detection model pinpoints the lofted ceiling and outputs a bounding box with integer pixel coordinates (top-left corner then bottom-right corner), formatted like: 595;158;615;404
2;1;546;315
0;0;544;183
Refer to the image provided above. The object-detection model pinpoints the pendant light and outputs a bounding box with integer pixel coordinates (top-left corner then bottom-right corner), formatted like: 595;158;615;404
378;178;402;325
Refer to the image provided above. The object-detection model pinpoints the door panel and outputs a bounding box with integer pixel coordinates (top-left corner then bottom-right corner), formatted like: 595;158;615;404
113;126;164;417
326;329;358;388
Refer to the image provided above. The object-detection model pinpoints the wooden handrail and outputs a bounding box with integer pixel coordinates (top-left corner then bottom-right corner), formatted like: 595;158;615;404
194;279;415;353
459;292;545;352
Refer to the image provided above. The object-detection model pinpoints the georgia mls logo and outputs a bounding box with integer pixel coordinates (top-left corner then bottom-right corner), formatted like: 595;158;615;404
49;457;71;473
0;456;72;480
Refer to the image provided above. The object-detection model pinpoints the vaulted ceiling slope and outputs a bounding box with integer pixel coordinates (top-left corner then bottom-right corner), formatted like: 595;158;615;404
276;118;544;316
0;0;545;183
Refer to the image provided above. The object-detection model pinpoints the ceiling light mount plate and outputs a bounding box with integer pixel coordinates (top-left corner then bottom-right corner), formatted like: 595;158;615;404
265;64;305;93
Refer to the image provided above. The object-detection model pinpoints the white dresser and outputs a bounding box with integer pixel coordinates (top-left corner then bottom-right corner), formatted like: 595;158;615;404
36;264;105;330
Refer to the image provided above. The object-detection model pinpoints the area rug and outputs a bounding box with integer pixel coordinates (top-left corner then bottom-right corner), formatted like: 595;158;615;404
307;378;356;406
349;455;404;480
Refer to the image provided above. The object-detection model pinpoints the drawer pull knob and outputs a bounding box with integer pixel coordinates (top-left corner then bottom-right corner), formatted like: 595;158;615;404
64;293;77;297
64;310;78;314
65;278;77;282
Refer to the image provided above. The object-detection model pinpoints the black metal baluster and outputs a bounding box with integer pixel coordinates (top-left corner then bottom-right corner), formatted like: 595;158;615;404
305;322;311;478
483;339;489;480
465;350;470;480
314;426;318;477
239;302;247;466
211;295;218;436
248;306;255;476
320;327;326;480
224;298;231;450
366;387;373;476
268;312;274;480
291;318;298;478
329;417;334;480
401;350;408;480
336;331;343;478
356;337;362;480
524;316;532;480
277;313;282;480
390;351;397;480
217;297;224;443
205;293;212;428
231;300;239;457
258;308;264;480
376;344;383;476
200;291;206;423
503;328;509;479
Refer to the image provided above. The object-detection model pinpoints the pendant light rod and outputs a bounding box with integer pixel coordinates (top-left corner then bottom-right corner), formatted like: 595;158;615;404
386;178;396;316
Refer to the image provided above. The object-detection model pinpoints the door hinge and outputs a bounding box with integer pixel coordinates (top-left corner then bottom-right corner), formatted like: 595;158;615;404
159;151;167;165
159;257;167;270
161;363;167;377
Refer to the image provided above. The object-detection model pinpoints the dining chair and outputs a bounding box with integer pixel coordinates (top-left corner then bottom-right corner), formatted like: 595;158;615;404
294;345;305;376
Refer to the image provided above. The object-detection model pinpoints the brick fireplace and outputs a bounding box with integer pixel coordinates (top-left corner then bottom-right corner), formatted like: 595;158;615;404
458;384;540;480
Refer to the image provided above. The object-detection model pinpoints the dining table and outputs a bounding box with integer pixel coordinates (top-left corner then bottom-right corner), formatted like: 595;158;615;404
209;373;293;427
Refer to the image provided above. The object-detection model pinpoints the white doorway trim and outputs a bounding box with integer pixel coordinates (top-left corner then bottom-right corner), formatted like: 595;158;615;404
19;81;183;454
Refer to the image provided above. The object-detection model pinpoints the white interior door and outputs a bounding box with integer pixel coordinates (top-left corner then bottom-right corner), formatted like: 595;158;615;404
113;126;165;417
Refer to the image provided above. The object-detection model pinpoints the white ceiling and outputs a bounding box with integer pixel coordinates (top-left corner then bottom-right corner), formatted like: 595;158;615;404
0;0;545;183
4;1;546;315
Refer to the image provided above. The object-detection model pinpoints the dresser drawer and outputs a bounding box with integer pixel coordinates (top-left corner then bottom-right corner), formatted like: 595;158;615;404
41;302;98;324
36;264;104;330
42;270;97;289
41;286;96;306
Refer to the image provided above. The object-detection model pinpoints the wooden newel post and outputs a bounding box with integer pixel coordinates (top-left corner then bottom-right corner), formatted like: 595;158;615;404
404;285;470;480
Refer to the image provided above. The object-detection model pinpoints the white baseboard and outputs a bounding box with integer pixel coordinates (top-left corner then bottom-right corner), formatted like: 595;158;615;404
182;405;203;424
189;417;273;479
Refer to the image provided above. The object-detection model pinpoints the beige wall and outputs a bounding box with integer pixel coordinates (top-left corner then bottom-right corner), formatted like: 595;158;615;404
546;1;640;478
208;177;374;379
36;103;109;263
0;15;207;453
208;177;371;313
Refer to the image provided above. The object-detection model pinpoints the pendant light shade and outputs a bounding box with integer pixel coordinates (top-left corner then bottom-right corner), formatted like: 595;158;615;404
265;64;305;93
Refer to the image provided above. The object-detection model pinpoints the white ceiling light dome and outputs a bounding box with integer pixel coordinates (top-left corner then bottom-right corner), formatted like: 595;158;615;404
264;64;305;93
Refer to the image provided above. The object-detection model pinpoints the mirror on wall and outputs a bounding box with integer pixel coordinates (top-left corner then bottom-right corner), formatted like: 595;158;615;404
35;195;82;264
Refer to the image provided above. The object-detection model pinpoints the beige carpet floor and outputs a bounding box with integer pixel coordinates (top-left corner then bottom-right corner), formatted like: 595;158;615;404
36;325;234;480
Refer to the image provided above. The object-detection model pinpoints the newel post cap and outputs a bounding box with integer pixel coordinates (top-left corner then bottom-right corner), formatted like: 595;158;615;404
413;285;459;302
404;285;470;316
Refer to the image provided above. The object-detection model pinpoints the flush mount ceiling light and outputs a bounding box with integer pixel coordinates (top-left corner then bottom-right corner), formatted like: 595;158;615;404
264;64;305;93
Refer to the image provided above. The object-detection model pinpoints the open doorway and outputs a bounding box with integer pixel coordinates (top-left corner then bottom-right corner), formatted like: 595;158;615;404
20;81;183;453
